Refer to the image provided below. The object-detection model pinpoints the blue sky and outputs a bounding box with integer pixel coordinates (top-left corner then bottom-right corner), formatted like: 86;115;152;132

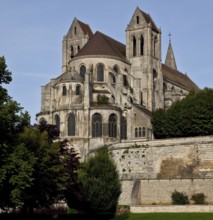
1;0;213;124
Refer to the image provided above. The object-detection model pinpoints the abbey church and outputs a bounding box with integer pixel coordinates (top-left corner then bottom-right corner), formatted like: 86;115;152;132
36;7;199;159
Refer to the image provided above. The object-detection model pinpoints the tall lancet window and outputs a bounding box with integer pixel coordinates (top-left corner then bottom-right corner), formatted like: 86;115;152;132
75;84;80;95
55;114;60;132
92;113;102;137
108;114;117;138
136;16;140;24
140;35;144;56
80;65;86;81
70;46;74;58
97;64;104;81
154;36;157;58
120;116;127;140
68;113;75;136
62;85;67;96
133;36;137;57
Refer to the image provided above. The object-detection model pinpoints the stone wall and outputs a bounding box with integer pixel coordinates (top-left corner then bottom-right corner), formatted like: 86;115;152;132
108;136;213;205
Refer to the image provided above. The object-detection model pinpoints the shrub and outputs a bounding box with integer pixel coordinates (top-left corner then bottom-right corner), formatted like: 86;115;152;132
191;193;206;204
66;146;121;215
97;94;109;105
171;190;189;205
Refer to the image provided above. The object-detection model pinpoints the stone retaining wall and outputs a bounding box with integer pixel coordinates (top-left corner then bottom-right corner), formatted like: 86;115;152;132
109;136;213;205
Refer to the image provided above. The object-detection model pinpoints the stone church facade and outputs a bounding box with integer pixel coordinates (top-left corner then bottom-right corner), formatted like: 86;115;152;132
36;7;199;160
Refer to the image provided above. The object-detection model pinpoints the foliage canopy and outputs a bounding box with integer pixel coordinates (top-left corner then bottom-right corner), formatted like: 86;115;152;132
66;146;121;214
151;88;213;138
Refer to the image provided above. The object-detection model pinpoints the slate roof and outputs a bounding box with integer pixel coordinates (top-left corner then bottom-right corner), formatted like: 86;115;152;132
140;9;159;33
73;17;197;93
132;103;152;117
162;64;199;92
76;19;93;37
75;31;127;61
54;70;83;85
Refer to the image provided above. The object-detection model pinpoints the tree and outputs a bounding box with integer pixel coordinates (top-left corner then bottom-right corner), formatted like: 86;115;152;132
151;88;213;138
0;56;30;210
12;126;67;212
4;118;81;213
65;146;121;215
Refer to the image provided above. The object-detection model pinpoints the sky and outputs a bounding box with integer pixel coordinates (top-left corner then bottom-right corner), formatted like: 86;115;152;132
1;0;213;124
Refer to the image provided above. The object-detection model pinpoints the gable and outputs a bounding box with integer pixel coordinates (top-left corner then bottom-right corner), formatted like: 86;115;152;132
66;18;93;38
126;6;159;33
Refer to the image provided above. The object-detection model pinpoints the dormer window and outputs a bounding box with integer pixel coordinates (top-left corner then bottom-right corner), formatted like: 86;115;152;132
136;16;140;24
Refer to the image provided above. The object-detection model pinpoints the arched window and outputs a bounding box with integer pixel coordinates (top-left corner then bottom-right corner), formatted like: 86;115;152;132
76;84;80;95
109;73;116;85
140;35;144;56
154;36;157;57
74;26;77;35
121;116;127;140
142;127;146;137
136;16;140;24
97;64;104;81
133;36;137;57
68;113;75;136
135;127;138;138
55;114;60;132
139;127;142;137
92;113;102;137
62;85;67;96
77;45;80;52
123;75;128;87
113;66;119;73
80;65;86;80
70;46;74;58
108;114;117;138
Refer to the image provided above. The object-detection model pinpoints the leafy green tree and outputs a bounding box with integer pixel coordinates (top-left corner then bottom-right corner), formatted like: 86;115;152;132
0;56;30;210
5;118;80;213
0;57;81;212
66;146;121;215
151;88;213;138
13;126;66;212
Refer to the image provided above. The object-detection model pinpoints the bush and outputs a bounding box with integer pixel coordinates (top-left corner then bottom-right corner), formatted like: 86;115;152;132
66;146;121;215
171;190;189;205
97;94;109;105
191;193;206;204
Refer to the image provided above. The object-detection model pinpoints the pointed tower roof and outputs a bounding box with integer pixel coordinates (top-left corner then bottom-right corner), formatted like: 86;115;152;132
126;6;160;33
76;19;93;37
165;39;177;70
66;18;93;38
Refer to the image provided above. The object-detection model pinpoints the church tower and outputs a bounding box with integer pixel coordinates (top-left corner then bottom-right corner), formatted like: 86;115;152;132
62;18;93;73
126;7;163;111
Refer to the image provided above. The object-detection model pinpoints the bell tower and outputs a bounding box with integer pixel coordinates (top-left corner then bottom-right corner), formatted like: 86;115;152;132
62;18;93;73
126;7;163;111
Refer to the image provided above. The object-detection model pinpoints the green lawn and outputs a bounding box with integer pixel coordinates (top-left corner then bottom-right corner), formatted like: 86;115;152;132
112;213;213;220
